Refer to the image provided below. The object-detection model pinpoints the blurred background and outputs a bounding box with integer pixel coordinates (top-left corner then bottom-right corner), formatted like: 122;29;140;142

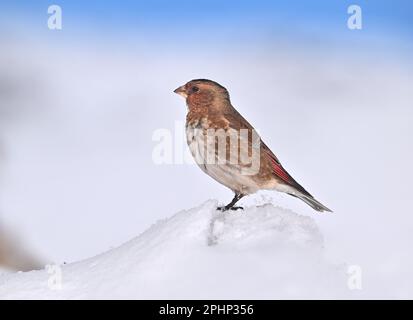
0;0;412;297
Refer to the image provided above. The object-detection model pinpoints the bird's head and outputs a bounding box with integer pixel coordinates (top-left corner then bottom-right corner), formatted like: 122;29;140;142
174;79;230;110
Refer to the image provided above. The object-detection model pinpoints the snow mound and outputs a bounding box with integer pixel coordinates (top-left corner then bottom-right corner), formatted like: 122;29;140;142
0;201;349;299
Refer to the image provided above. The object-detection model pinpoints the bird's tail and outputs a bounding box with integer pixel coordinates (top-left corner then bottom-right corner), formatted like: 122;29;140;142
288;192;332;213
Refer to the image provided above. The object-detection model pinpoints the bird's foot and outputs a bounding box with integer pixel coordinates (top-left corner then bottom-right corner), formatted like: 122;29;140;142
217;206;244;212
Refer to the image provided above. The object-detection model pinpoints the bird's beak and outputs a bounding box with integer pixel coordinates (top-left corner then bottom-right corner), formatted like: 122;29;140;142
173;85;188;98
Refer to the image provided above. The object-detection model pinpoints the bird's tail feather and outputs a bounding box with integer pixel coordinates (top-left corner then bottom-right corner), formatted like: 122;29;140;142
288;192;332;213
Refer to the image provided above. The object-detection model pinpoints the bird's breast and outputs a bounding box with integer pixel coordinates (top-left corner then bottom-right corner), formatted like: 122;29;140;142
185;117;263;194
185;117;211;168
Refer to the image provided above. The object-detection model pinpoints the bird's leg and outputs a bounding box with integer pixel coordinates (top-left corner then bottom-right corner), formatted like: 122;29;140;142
217;194;244;212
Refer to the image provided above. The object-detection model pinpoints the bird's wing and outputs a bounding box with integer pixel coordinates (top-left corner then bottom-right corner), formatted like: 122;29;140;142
261;140;313;197
261;142;291;183
224;108;313;197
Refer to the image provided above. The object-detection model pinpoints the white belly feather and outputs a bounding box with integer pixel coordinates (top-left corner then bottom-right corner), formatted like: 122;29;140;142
186;122;261;194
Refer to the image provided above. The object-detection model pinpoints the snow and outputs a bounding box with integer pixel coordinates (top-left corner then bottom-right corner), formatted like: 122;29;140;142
1;20;413;299
0;201;352;299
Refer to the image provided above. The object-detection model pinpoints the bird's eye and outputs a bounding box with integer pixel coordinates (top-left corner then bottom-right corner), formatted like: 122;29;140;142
191;86;199;93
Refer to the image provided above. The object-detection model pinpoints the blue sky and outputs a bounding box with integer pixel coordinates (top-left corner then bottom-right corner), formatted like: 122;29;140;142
1;1;412;52
3;1;411;29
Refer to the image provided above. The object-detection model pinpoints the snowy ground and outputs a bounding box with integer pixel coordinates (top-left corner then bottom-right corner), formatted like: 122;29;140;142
0;31;412;298
0;201;355;299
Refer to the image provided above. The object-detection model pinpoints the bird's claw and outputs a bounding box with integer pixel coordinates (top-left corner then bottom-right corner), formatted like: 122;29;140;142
217;206;244;212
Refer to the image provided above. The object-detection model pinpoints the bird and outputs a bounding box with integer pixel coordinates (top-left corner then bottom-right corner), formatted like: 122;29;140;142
174;79;332;213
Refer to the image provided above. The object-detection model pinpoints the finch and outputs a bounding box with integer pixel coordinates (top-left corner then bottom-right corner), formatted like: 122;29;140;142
174;79;331;212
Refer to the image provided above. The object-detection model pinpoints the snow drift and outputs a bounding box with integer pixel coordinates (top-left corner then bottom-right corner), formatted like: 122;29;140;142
0;201;350;299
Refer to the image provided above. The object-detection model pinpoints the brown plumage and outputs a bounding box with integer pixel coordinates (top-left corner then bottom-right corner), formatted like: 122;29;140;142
174;79;331;212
